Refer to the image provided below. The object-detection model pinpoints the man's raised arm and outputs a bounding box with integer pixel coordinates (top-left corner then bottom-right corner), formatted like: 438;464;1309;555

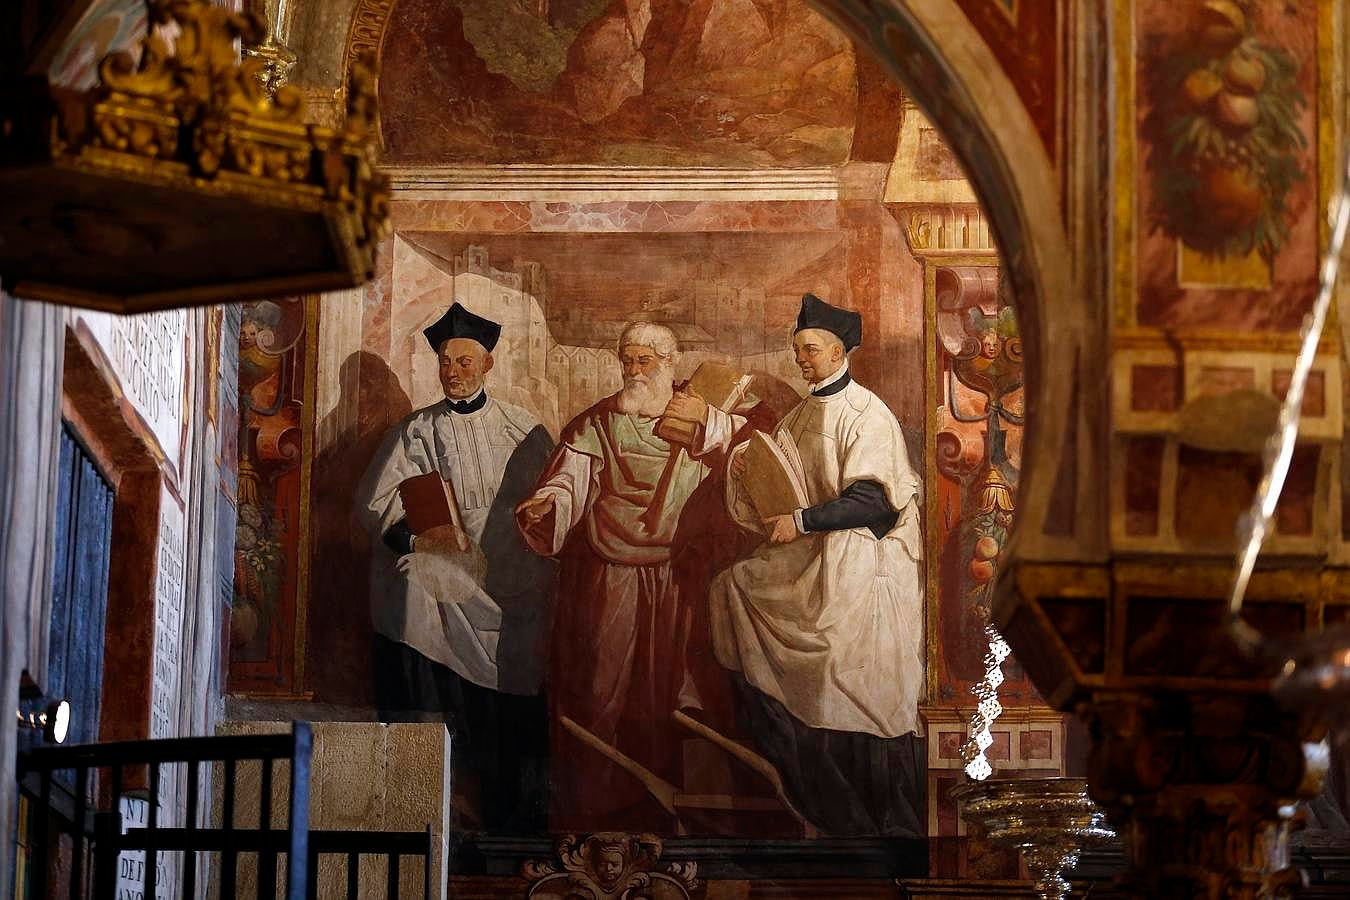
515;444;593;556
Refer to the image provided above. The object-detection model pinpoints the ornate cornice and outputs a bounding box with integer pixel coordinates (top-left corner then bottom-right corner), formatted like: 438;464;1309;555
383;165;841;202
894;202;997;256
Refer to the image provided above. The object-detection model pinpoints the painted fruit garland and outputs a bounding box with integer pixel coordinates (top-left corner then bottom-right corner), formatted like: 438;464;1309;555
1147;0;1307;261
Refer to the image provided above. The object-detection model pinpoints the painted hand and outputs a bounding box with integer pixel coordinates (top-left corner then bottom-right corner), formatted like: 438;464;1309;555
763;514;799;544
417;523;470;554
515;493;555;527
662;390;708;424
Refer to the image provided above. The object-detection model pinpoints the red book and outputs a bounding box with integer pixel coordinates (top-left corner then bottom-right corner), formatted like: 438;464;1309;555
397;471;466;535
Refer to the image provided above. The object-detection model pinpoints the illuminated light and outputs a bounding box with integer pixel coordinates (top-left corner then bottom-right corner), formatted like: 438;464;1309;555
15;699;73;744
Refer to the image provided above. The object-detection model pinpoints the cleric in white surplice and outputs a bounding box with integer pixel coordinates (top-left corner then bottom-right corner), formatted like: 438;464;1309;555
710;293;926;837
356;302;556;832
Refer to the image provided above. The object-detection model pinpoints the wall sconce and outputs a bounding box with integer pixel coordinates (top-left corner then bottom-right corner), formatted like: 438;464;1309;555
17;671;71;744
16;700;71;745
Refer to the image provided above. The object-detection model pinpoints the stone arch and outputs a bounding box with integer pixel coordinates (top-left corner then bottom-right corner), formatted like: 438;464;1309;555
806;1;1082;565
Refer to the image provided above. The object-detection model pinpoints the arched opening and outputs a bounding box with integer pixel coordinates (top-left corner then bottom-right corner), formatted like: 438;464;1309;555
230;0;1094;884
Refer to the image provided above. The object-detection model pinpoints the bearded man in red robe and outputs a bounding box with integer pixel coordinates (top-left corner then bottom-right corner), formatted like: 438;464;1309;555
516;321;749;830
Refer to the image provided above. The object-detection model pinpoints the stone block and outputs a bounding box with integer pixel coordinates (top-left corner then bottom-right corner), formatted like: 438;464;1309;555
211;721;450;899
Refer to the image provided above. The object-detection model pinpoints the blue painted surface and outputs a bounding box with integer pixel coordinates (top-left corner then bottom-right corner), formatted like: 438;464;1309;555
47;426;113;747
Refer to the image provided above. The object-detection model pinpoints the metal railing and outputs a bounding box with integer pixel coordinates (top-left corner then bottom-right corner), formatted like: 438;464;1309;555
16;721;434;899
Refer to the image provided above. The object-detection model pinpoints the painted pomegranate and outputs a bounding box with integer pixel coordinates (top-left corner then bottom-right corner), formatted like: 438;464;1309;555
1183;68;1223;108
1224;53;1267;94
1215;90;1260;130
969;558;996;584
973;536;1001;561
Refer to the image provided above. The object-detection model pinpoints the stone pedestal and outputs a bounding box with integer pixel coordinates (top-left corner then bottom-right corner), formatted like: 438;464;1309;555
212;721;450;900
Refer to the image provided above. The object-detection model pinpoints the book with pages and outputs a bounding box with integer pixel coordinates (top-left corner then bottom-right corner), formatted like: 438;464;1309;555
656;362;754;447
740;429;810;520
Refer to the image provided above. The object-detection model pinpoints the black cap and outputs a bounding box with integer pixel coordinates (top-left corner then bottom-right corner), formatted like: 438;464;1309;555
794;293;861;352
422;302;501;352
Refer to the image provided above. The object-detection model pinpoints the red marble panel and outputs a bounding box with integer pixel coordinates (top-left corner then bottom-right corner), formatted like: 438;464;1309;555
1039;596;1107;674
1273;367;1326;417
1131;364;1181;412
952;0;1058;158
1126;599;1299;679
1274;444;1320;537
1196;366;1256;396
988;731;1011;761
934;773;961;837
937;731;966;760
1019;730;1053;761
1175;446;1261;546
1125;436;1165;536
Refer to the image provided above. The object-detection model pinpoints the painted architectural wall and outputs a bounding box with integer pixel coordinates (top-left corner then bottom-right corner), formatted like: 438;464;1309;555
0;291;236;894
217;0;1093;883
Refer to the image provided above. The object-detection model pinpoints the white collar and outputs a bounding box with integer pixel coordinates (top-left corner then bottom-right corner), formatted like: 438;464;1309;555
808;360;850;394
446;387;485;406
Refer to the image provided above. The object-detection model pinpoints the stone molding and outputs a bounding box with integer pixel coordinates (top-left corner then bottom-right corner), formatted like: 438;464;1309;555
382;166;842;202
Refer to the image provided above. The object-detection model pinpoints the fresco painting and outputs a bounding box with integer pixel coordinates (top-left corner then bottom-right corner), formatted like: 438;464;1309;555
305;227;935;838
46;0;149;91
379;0;866;167
226;0;1080;872
227;298;311;695
931;268;1029;705
1135;0;1320;329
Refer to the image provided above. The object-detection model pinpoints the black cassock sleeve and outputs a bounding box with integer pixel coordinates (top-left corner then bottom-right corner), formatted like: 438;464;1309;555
799;479;899;540
383;519;415;556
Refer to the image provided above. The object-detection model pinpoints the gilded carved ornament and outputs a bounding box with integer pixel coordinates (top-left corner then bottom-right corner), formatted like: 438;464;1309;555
523;833;699;900
0;0;390;313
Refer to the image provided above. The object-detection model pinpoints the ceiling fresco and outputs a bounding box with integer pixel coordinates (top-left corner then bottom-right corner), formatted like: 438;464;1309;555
378;0;901;166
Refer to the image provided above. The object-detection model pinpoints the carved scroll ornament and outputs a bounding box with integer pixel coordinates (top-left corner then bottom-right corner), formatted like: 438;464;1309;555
523;833;699;900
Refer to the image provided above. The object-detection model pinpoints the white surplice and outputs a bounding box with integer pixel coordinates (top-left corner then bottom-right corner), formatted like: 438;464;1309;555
710;377;924;738
358;396;544;692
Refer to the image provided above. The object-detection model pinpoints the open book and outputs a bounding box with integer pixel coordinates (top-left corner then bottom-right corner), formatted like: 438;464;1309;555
740;430;810;520
656;362;754;447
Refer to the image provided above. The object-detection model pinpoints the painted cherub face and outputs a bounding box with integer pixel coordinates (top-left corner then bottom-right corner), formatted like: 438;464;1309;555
978;331;1001;360
594;849;625;888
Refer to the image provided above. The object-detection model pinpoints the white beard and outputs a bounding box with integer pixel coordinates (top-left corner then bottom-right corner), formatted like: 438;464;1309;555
616;369;675;416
